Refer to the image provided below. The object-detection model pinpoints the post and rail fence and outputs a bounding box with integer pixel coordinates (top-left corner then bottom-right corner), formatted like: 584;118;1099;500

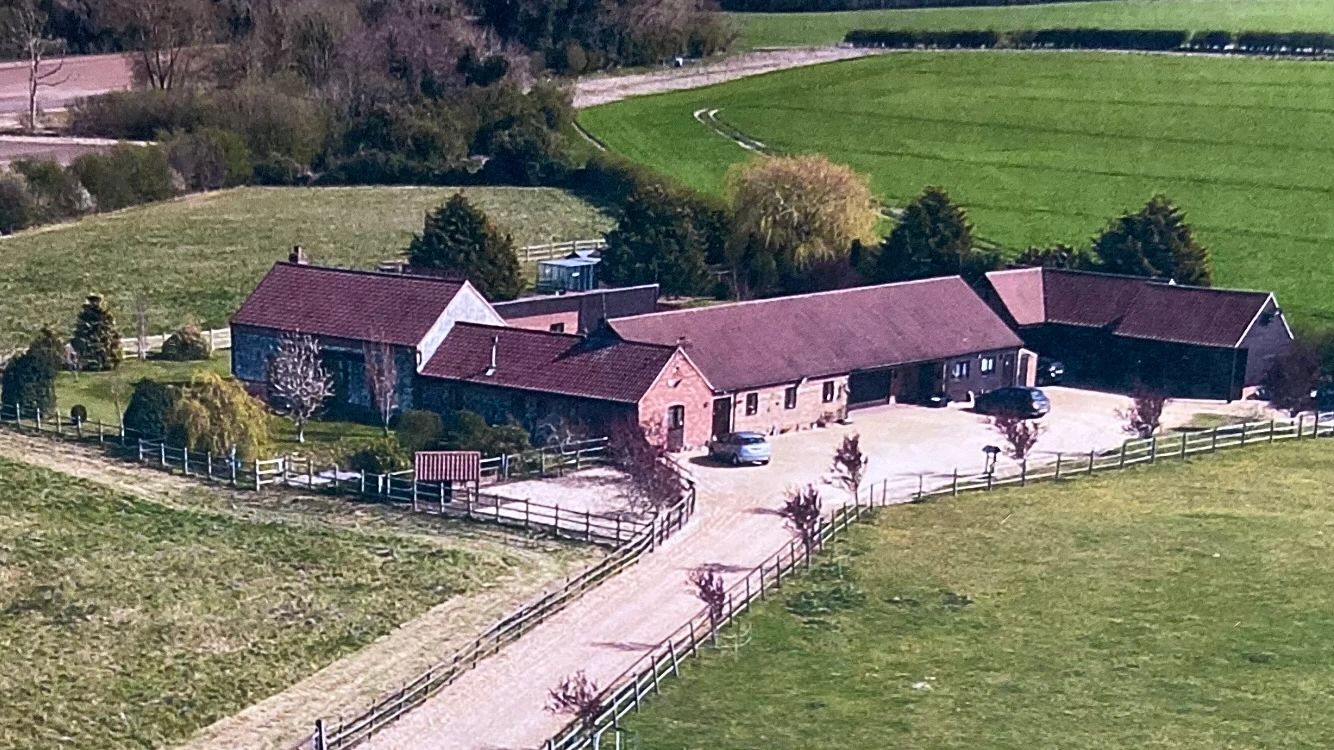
378;240;608;275
119;327;231;357
541;411;1334;750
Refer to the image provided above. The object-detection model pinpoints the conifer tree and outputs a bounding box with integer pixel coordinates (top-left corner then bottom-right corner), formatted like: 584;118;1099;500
70;293;122;371
407;193;523;301
602;182;711;296
875;186;995;283
1092;195;1211;285
0;350;56;413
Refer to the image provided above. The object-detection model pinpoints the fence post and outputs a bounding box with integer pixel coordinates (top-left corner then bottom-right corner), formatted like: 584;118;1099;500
1020;459;1027;486
1211;426;1219;452
206;451;213;479
138;438;145;463
231;458;238;487
1088;449;1095;474
1055;452;1062;479
314;719;327;750
1179;433;1188;458
160;442;167;468
1269;419;1276;443
308;458;315;489
182;446;190;475
118;418;125;447
97;419;104;444
1298;413;1305;439
255;461;262;492
360;470;366;495
584;512;592;542
952;468;959;496
35;407;42;432
54;410;61;435
75;417;83;439
412;480;419;512
1241;423;1248;446
1149;437;1157;464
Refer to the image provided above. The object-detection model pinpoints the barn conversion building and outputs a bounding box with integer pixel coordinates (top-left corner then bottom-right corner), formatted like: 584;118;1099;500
982;268;1293;400
609;277;1031;439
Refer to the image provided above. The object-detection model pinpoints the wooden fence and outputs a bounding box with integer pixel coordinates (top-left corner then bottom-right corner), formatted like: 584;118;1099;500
479;437;610;484
297;469;698;750
542;411;1334;750
120;327;231;357
378;240;607;274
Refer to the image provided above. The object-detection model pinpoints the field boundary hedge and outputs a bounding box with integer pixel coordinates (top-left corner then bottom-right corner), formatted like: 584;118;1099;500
724;0;1121;11
845;27;1334;56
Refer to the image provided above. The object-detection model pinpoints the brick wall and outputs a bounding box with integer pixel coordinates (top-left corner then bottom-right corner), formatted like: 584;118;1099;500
729;376;848;436
637;349;713;450
504;311;580;334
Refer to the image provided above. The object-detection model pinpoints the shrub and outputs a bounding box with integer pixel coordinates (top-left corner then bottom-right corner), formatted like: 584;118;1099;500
67;88;209;141
11;160;94;223
252;153;307;186
395;409;444;454
0;350;56;414
70;293;122;372
165;372;271;461
166;128;253;191
71;145;174;212
70;404;88;423
446;410;531;456
122;378;178;438
343;436;411;474
0;172;37;235
158;324;213;361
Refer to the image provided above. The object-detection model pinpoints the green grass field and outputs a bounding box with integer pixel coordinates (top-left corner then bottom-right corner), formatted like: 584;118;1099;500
0;186;613;352
624;441;1334;748
580;51;1334;327
0;456;526;750
734;0;1334;48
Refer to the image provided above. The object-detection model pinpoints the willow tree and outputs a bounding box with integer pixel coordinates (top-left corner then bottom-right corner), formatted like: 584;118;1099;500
725;155;878;294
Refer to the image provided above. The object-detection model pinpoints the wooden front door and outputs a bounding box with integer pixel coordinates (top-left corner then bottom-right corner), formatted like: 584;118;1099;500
666;405;686;451
711;397;732;438
1002;353;1016;386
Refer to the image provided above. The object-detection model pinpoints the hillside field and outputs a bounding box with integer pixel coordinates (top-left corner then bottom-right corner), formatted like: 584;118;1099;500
624;440;1334;748
580;51;1334;328
733;0;1334;48
0;456;546;750
0;186;613;352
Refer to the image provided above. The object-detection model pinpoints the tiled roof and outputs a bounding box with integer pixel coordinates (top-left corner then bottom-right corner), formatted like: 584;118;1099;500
983;268;1276;348
231;263;465;347
421;323;678;404
1114;283;1273;348
610;277;1023;393
492;285;660;333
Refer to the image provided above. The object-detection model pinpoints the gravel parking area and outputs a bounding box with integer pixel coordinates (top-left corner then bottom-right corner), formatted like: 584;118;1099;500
485;466;642;519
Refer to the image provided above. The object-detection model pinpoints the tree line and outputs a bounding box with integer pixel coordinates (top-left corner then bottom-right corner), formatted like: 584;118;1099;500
845;27;1334;54
720;0;1109;12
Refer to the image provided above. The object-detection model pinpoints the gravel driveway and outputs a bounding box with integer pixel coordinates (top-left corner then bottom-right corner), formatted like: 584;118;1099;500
359;387;1274;749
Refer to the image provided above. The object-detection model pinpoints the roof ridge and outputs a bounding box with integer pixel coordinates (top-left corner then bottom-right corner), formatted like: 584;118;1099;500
613;276;966;323
275;261;466;286
452;321;680;352
1143;280;1272;297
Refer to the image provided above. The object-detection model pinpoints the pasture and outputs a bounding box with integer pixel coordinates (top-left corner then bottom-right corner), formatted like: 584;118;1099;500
734;0;1334;48
0;456;540;750
0;186;613;352
580;51;1334;327
623;440;1334;749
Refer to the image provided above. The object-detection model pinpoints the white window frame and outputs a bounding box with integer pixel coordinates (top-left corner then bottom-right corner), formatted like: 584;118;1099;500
952;360;970;380
979;355;996;375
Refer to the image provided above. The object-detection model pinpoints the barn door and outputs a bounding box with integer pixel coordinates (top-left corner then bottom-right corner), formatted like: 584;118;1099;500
666;405;686;451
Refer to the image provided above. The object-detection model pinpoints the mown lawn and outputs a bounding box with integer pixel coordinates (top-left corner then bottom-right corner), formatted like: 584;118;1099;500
0;456;522;750
581;51;1334;328
0;186;613;351
733;0;1334;48
625;440;1334;749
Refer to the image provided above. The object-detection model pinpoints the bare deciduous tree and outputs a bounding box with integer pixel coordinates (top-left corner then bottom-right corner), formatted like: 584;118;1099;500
608;417;683;514
266;334;334;444
363;340;399;435
688;565;727;641
830;432;868;500
104;0;218;90
780;484;823;564
1118;386;1169;438
546;670;602;738
989;414;1044;462
536;414;589;452
2;0;67;132
133;296;149;361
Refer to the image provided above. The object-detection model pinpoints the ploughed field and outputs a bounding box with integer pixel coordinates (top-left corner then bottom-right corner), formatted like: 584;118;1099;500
623;440;1334;749
0;186;613;352
732;0;1334;48
580;51;1334;328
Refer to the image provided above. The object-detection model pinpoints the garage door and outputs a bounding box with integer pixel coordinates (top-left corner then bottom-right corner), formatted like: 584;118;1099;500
848;368;892;407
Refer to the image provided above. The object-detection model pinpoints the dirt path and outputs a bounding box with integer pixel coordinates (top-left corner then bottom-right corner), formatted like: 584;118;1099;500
572;47;881;109
0;430;601;750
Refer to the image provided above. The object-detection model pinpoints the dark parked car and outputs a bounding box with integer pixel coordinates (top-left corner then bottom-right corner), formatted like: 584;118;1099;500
1037;358;1065;386
974;387;1051;419
1316;382;1334;412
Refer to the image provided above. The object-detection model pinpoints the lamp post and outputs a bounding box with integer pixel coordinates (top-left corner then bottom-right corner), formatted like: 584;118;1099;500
982;445;1000;477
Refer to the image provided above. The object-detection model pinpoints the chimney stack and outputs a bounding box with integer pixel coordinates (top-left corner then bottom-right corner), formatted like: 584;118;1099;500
289;245;307;265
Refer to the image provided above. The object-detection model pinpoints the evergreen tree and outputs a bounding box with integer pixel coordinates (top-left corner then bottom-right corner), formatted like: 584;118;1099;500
1012;244;1091;270
27;326;68;372
602;183;711;297
70;293;122;371
407;194;523;301
0;350;56;414
874;186;995;283
1092;195;1212;285
122;378;179;437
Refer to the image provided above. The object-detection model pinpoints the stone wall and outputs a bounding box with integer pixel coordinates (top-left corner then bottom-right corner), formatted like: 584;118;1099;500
231;324;417;411
729;376;848;437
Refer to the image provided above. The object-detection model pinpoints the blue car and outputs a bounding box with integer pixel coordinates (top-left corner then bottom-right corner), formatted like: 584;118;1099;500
708;432;772;466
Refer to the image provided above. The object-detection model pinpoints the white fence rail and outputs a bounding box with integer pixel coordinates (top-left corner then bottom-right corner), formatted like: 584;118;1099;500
120;327;231;357
378;240;606;274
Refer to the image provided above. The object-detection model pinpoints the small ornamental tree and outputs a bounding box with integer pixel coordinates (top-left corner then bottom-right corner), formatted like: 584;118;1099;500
989;414;1045;462
546;671;602;737
1093;194;1211;286
363;340;400;435
122;378;178;437
688;566;728;640
166;371;271;461
70;293;122;371
0;349;56;414
780;484;823;565
831;432;869;500
607;417;682;514
1263;346;1322;417
266;334;334;444
1118;386;1169;438
875;186;998;283
407;193;523;301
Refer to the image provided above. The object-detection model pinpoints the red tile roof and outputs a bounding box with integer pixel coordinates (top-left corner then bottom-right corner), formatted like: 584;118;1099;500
492;285;660;333
232;263;466;347
415;451;481;482
983;268;1276;348
1114;283;1273;348
610;277;1023;393
421;323;679;404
